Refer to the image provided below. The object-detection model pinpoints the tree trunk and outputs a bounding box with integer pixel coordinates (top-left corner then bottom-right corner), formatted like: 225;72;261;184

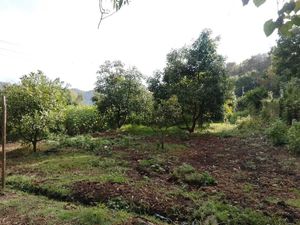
32;141;37;152
188;119;197;133
161;132;165;150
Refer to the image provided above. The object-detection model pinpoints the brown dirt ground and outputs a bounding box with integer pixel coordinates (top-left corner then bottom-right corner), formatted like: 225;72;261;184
2;134;300;224
71;135;300;223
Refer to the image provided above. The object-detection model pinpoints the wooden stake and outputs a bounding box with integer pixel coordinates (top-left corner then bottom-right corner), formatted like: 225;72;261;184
2;96;7;191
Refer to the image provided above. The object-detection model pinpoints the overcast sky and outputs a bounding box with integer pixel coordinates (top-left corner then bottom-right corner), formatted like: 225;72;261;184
0;0;278;90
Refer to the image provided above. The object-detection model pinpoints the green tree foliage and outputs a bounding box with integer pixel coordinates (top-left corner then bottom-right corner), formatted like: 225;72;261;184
237;87;268;115
156;30;227;133
149;96;181;149
272;27;300;81
287;121;300;154
147;71;168;101
267;119;288;145
64;105;103;136
280;78;300;124
94;60;153;129
242;0;300;36
0;71;68;151
234;72;260;97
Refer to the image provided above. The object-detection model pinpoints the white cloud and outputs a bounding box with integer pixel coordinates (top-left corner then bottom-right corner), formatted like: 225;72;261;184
0;0;278;90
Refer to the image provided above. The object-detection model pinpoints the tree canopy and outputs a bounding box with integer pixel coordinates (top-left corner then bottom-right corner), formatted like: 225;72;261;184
0;71;68;151
150;30;227;133
272;27;300;81
94;60;153;129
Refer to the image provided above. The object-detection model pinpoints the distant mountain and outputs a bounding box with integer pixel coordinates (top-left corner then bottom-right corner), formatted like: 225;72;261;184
71;89;94;105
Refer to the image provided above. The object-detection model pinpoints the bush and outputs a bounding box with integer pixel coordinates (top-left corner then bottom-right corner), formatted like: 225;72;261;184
261;99;280;122
227;110;249;124
237;87;268;115
64;105;103;136
267;120;288;146
287;122;300;154
236;117;265;136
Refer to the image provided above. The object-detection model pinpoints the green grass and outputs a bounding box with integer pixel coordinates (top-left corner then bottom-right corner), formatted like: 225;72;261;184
243;183;254;193
0;190;133;225
7;152;129;200
172;164;216;186
205;123;237;135
287;189;300;209
120;124;155;136
120;124;186;136
3;131;297;225
203;118;267;138
192;200;286;225
287;199;300;209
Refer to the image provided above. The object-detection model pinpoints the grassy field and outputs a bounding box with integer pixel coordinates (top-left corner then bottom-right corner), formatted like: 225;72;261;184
1;123;300;225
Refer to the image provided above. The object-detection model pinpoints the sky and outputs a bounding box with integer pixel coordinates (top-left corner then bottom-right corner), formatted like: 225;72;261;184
0;0;279;90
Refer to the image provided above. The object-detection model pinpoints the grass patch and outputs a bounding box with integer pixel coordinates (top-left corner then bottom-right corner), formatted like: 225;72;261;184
173;164;216;186
7;152;129;201
286;199;300;209
0;190;132;225
120;124;155;136
120;124;186;136
243;183;254;193
137;158;167;175
192;200;287;225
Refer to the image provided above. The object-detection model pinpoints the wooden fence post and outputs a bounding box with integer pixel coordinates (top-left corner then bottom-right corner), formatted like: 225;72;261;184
1;95;6;191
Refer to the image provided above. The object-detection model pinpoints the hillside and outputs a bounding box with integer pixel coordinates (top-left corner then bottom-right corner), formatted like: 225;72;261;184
71;88;94;105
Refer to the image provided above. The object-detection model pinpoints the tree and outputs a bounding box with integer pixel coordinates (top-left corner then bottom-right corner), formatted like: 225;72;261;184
147;70;169;101
149;96;181;150
0;71;68;152
237;87;268;115
272;27;300;81
156;30;227;133
94;60;153;129
234;72;260;97
242;0;300;36
280;78;300;124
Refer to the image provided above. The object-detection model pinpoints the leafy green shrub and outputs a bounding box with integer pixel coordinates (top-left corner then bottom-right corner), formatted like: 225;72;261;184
173;164;216;186
261;99;280;121
236;117;265;137
237;87;268;115
227;110;249;124
267;120;288;146
65;105;103;136
287;122;300;154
